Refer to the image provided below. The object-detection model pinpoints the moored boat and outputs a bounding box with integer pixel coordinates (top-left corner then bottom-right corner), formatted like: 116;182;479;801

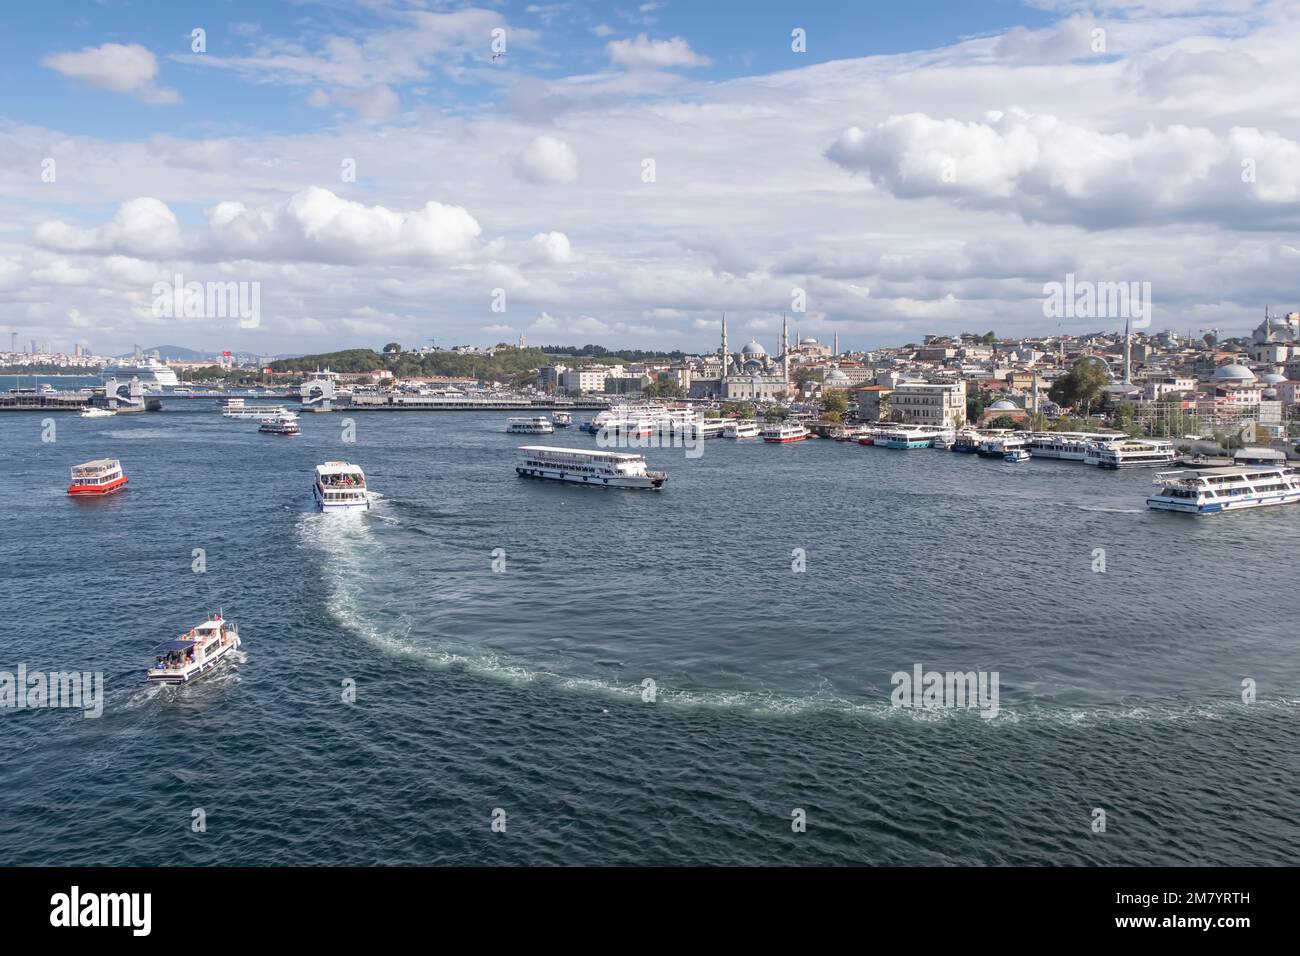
724;420;761;439
79;406;115;419
147;614;241;684
1005;449;1031;463
552;411;573;428
507;416;554;434
1085;439;1177;469
67;459;128;496
763;422;809;443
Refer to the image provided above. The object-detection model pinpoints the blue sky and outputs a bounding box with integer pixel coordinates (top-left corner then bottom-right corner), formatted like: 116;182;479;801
2;0;1297;357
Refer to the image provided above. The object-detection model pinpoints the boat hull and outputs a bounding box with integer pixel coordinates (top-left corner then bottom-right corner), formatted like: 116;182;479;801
147;637;241;683
314;486;369;511
67;476;128;496
516;466;665;489
1147;490;1300;513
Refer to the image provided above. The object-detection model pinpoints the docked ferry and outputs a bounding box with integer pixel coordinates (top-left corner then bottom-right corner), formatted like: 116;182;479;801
507;416;554;434
1027;431;1126;460
873;427;936;449
1147;466;1300;514
951;429;984;453
1085;439;1177;469
516;445;667;489
763;422;810;443
314;461;370;511
832;425;871;442
147;614;241;684
67;459;128;496
552;411;573;428
978;434;1029;458
724;420;762;439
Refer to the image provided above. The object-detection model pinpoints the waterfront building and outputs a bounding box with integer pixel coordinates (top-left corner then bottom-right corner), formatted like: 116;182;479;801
889;381;968;428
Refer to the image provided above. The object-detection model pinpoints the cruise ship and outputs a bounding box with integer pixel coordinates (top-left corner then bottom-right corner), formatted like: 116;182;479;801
1147;466;1300;514
101;357;180;388
1027;431;1126;461
1084;439;1178;469
507;416;554;434
516;445;667;489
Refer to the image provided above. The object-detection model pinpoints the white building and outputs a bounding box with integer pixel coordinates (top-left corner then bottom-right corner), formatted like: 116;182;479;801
890;381;968;428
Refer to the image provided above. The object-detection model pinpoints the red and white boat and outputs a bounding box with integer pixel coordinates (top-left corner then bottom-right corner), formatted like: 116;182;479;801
67;459;128;496
763;422;810;443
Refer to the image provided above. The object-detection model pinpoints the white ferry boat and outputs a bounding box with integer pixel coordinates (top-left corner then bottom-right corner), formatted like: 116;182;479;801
873;427;936;449
951;429;984;454
259;414;300;436
507;416;554;435
763;422;810;443
1085;439;1178;469
978;434;1029;458
223;401;292;420
1147;466;1300;514
832;424;871;442
79;406;115;419
552;411;573;427
516;445;667;489
314;461;370;511
147;614;241;684
1027;431;1126;461
1005;449;1032;463
724;420;762;439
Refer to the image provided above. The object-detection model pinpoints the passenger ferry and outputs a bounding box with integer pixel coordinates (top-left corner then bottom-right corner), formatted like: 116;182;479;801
147;614;241;684
67;459;128;496
223;400;293;420
259;414;300;436
552;411;573;428
1084;439;1177;469
1027;431;1126;460
516;445;667;489
313;461;370;511
978;434;1029;458
873;427;936;449
763;422;810;443
832;425;871;442
507;416;554;435
1147;466;1300;514
724;420;762;439
79;406;115;419
951;429;983;453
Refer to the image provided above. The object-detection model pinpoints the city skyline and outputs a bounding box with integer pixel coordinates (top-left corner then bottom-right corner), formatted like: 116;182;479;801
4;1;1300;356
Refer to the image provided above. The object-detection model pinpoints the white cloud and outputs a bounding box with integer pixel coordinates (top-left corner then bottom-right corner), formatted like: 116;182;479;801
36;188;486;264
42;43;178;104
510;136;579;184
528;231;575;264
606;35;711;69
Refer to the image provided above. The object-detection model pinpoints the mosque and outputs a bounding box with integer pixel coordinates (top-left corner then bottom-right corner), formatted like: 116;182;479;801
689;315;796;401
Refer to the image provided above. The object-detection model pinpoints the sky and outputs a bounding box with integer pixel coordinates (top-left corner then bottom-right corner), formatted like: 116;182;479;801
1;0;1298;357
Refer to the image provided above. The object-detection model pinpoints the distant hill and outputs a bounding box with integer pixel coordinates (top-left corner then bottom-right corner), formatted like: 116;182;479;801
118;345;211;361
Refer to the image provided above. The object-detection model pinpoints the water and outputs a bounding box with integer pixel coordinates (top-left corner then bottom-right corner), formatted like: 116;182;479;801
2;405;1297;865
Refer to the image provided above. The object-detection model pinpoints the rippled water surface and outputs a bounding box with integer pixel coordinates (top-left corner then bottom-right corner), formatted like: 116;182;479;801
2;403;1297;864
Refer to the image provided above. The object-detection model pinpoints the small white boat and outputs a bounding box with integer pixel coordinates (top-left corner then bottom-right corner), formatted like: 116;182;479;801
147;615;241;684
507;416;554;434
79;406;115;419
552;411;573;427
1005;449;1031;463
314;461;370;511
762;422;810;443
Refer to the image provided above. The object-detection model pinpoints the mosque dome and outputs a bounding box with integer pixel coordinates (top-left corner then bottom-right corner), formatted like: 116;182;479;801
988;399;1019;411
1211;364;1256;382
742;340;767;356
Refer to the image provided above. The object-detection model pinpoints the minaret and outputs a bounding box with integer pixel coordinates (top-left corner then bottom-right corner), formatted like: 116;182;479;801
834;332;839;356
781;313;790;382
720;313;729;377
1123;317;1131;385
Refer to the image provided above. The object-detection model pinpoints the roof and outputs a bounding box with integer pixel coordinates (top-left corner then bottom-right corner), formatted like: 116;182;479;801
519;445;642;461
73;458;119;470
315;461;363;474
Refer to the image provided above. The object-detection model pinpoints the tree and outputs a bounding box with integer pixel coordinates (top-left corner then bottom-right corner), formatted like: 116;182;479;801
644;379;685;399
966;395;986;423
1049;357;1109;414
382;342;402;355
980;331;997;345
721;401;755;419
986;415;1020;430
765;405;789;422
821;388;849;418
